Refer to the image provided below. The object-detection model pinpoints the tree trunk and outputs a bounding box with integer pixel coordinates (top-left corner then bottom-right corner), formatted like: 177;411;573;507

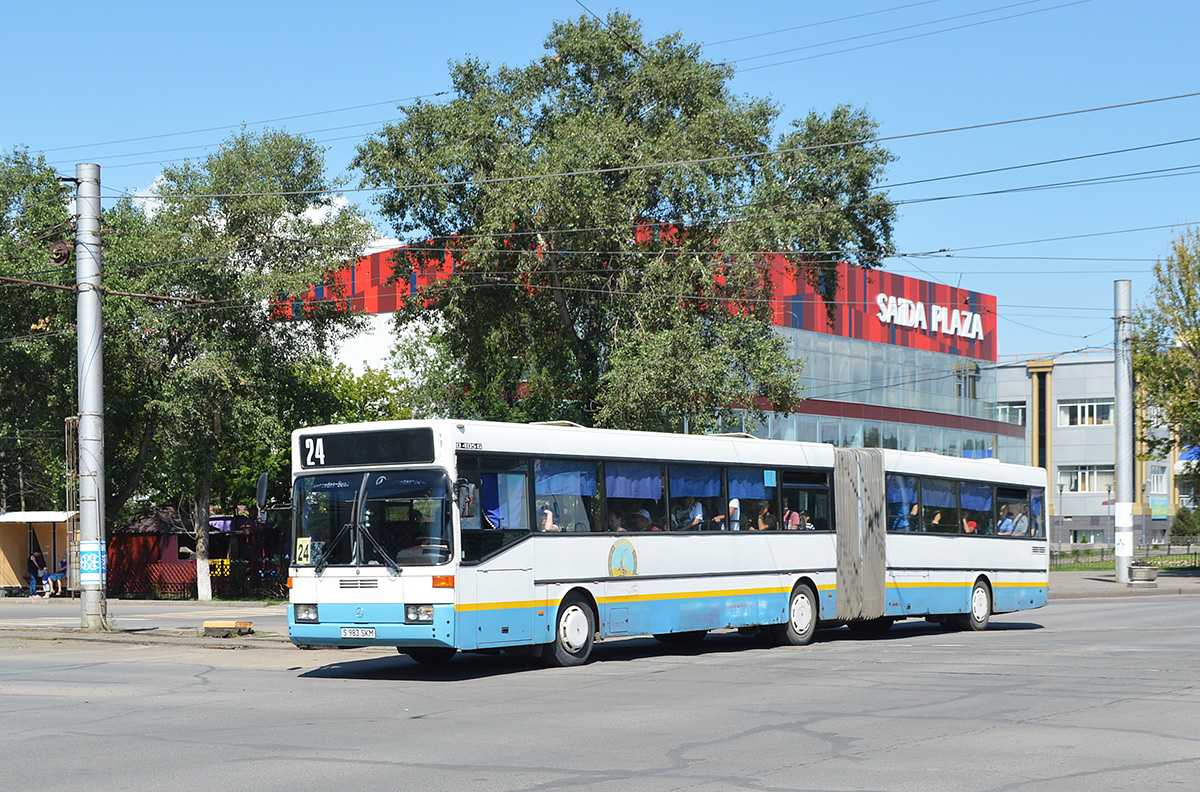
195;480;213;602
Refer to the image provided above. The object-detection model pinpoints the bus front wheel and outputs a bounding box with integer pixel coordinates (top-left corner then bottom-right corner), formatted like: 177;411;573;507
547;593;595;667
769;583;818;646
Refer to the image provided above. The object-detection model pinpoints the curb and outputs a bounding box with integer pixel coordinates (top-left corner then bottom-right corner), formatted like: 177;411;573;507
0;626;291;648
1049;586;1197;600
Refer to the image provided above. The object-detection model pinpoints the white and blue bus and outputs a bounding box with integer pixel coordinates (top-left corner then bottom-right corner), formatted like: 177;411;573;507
287;419;1048;665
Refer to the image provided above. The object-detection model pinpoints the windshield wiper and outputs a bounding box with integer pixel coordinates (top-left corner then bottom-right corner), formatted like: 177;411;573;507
359;525;401;576
314;522;354;576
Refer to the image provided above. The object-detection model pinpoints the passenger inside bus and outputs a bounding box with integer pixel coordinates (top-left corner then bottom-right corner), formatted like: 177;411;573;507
710;498;741;531
607;507;625;532
539;507;562;532
1010;502;1029;536
630;509;656;531
997;505;1014;534
671;496;704;530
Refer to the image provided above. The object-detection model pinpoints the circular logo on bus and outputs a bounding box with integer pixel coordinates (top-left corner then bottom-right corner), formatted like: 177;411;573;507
608;538;637;577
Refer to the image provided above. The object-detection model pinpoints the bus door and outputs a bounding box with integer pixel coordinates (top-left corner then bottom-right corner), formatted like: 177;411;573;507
462;455;535;648
833;449;886;622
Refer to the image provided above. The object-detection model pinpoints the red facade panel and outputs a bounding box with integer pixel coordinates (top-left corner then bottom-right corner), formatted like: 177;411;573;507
321;247;998;362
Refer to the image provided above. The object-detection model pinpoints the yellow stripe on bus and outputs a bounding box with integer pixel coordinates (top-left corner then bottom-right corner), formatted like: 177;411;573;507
455;577;1042;612
887;579;1047;590
457;584;802;612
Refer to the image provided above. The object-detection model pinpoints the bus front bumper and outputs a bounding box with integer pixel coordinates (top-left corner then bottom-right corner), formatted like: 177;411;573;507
288;602;455;649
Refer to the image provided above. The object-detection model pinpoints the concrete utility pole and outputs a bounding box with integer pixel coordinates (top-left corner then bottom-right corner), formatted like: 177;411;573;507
75;164;107;630
1114;280;1134;584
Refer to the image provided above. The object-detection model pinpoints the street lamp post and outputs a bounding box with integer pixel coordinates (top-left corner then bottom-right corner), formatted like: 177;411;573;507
1059;483;1065;547
1141;481;1148;550
1107;483;1113;550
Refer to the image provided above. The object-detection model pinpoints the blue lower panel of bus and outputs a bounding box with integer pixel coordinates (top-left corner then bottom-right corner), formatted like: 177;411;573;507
288;603;456;649
880;580;1047;618
598;591;790;638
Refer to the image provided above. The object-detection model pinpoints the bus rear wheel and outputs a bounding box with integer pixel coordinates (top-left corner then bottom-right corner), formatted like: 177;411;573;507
768;583;818;646
547;593;595;667
404;647;457;665
953;579;992;632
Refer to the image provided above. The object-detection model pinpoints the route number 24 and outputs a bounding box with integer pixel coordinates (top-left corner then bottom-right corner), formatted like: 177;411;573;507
304;437;326;467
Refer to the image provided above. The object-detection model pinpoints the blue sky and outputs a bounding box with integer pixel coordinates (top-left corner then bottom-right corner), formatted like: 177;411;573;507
3;0;1197;358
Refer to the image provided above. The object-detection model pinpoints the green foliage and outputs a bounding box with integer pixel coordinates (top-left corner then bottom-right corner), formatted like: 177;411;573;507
0;149;76;509
100;129;374;523
355;12;896;432
1133;227;1200;461
1171;506;1200;539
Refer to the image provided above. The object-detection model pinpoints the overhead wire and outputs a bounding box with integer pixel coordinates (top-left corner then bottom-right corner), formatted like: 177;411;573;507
730;0;1070;66
125;89;1200;202
702;0;948;46
38;0;1092;176
737;0;1092;74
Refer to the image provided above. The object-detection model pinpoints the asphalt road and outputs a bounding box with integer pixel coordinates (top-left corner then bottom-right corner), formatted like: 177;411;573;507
2;594;1198;791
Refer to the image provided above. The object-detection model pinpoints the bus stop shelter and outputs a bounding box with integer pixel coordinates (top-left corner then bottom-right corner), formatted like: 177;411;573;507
0;511;79;595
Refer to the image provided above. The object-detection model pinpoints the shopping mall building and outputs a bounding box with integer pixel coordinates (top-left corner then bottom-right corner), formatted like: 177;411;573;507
331;247;1023;463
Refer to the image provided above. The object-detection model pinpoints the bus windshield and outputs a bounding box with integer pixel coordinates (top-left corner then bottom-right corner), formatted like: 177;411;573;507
292;470;453;569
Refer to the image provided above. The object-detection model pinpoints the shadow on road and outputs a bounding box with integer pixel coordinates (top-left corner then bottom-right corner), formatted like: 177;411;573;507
298;618;1044;681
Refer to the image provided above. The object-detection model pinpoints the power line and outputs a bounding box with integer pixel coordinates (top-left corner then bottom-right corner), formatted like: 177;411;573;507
137;89;1200;201
730;0;1066;66
703;0;947;46
32;2;1107;192
737;0;1092;74
37;94;448;155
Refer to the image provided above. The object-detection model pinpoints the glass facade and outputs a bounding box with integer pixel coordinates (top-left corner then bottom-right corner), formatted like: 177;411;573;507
744;327;1020;464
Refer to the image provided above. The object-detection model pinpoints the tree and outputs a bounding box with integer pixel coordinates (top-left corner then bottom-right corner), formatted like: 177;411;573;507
1133;227;1200;467
101;130;373;599
356;12;896;433
0;149;77;512
1170;505;1199;541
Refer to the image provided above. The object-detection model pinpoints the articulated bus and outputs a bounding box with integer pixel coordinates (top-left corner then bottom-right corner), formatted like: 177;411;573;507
287;419;1048;665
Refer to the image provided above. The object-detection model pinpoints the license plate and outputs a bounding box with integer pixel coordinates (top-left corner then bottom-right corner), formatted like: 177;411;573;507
341;627;376;639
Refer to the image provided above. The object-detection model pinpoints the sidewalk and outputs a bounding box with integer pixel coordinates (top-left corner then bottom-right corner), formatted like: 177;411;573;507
0;570;1196;648
1047;568;1200;599
0;597;290;648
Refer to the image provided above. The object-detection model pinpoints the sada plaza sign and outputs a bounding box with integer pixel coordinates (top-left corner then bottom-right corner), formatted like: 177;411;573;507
875;293;986;341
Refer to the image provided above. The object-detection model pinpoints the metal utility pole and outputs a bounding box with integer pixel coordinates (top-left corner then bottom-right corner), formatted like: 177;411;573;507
75;164;107;630
1114;280;1134;584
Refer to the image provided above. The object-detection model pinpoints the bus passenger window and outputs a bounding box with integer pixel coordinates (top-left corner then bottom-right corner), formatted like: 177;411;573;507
457;455;532;564
960;482;993;535
728;467;775;532
886;474;919;532
668;464;720;530
534;458;600;532
1029;490;1045;538
782;471;831;531
923;478;959;534
605;461;665;531
996;487;1030;537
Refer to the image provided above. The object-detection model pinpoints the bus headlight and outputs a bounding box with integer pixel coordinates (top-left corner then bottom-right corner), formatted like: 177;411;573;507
295;604;319;623
405;604;434;623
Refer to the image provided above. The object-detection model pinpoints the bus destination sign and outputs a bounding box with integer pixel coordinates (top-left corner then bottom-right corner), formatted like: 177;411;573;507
298;428;435;469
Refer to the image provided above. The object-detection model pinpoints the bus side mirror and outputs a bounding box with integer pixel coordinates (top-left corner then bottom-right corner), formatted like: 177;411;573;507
456;481;477;519
256;472;269;512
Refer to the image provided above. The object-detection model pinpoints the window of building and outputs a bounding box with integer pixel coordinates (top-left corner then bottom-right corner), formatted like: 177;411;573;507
955;363;980;401
996;402;1027;426
1058;399;1114;426
1149;464;1167;496
1058;465;1115;493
